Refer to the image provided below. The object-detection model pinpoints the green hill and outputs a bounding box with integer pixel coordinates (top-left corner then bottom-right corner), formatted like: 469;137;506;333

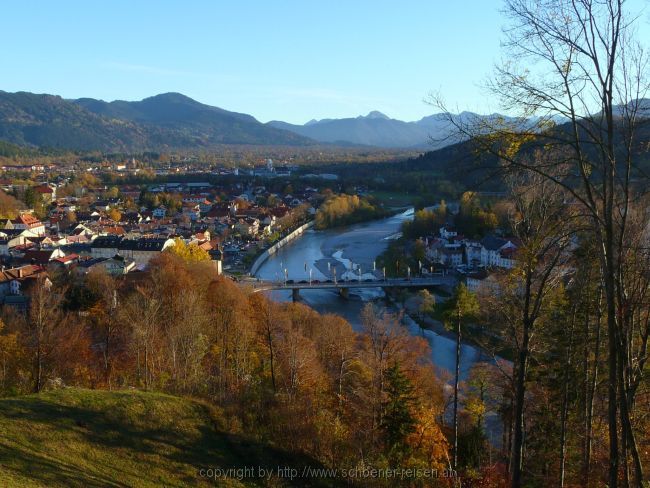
0;388;336;487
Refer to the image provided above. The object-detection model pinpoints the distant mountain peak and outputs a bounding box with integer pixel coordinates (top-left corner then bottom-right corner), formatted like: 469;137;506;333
142;92;199;104
362;110;390;120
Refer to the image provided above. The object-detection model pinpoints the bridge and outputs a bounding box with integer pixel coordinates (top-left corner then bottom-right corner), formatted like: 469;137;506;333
245;275;457;300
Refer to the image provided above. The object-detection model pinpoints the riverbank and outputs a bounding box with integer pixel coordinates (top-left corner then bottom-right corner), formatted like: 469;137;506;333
390;289;512;363
249;220;315;275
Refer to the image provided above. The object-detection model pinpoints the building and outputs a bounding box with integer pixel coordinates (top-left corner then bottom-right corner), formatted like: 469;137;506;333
152;205;167;219
479;236;518;268
34;184;56;202
21;248;66;265
77;255;136;276
90;236;175;265
0;228;43;256
439;226;458;240
0;264;48;303
234;218;259;237
4;213;46;236
465;269;503;295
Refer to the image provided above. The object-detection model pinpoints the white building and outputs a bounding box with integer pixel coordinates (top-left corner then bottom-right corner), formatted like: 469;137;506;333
91;236;175;265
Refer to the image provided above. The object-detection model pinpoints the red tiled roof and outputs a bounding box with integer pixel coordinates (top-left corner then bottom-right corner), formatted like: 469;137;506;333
12;213;43;228
54;254;79;264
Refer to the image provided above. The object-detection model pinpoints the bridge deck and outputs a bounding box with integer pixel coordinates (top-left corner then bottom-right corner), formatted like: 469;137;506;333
246;276;455;292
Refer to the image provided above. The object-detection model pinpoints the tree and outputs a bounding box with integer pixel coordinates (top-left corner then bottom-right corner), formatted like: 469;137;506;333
85;268;122;388
107;207;122;223
416;289;435;319
444;283;479;471
433;1;649;484
0;319;22;394
381;362;417;458
165;238;210;263
22;186;37;208
0;190;23;219
17;276;67;392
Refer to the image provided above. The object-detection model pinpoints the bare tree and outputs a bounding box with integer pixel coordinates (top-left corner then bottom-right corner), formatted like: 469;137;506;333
432;1;649;485
22;276;65;393
477;168;575;485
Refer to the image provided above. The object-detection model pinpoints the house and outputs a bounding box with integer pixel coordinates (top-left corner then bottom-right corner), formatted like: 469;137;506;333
89;236;122;258
465;269;490;293
181;203;201;221
21;248;66;265
5;213;46;236
0;264;49;303
498;247;517;269
439;226;458;239
479;236;518;268
51;253;80;268
435;247;463;267
234;218;259;237
153;206;167;219
465;269;503;295
463;241;483;268
102;226;127;236
90;236;175;265
34;184;56;202
0;228;42;256
79;254;136;276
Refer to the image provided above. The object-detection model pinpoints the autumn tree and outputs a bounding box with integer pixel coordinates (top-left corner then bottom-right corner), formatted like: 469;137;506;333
107;207;122;223
165;238;210;263
0;319;23;394
416;289;436;319
0;189;23;220
444;283;480;471
13;276;76;392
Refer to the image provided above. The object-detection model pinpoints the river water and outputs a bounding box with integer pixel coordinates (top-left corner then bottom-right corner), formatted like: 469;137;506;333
254;209;482;380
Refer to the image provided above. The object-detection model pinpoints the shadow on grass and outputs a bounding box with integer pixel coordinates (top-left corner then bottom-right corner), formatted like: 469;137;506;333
0;391;341;487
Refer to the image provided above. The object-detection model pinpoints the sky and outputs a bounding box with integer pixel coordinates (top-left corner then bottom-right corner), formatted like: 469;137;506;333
2;0;649;124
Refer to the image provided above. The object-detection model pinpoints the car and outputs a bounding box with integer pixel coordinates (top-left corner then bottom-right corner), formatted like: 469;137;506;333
325;279;333;283
312;279;320;284
299;280;308;284
364;278;374;282
286;279;294;284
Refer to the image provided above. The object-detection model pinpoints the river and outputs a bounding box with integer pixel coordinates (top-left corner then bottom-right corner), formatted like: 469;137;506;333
253;208;483;380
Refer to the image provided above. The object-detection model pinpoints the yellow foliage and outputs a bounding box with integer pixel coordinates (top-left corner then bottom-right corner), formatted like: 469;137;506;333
165;238;210;263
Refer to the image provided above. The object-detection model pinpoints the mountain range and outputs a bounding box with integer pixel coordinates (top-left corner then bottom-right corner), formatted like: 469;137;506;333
3;90;642;153
269;111;471;148
0;91;313;152
2;90;470;151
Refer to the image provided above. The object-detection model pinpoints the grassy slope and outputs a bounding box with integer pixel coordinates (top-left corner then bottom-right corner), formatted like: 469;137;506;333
0;389;334;488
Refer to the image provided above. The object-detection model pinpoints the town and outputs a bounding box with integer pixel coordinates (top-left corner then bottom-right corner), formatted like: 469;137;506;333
1;1;648;486
0;157;331;305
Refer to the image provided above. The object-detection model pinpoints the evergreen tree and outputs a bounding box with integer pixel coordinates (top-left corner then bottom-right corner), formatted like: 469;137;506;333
381;362;417;457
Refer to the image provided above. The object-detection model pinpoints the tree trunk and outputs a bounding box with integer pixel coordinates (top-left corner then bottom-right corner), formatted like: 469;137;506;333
560;308;576;487
583;293;602;487
511;325;530;488
453;310;461;470
34;340;42;393
266;326;276;393
603;264;619;488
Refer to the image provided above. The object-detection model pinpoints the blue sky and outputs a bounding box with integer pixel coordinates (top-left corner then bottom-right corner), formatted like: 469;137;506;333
2;1;648;123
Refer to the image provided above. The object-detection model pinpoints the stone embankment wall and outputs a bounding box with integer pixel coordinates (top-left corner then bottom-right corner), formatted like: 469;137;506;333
249;221;315;275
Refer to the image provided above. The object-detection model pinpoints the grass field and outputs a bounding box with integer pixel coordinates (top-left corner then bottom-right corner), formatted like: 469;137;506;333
368;191;416;208
0;388;336;487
